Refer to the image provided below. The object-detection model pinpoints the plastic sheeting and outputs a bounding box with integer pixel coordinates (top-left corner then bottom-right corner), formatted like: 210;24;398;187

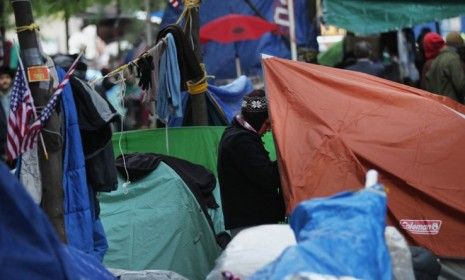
250;187;391;280
263;57;465;257
112;127;277;176
168;76;253;127
323;0;465;35
207;225;296;280
99;162;223;280
0;163;115;280
208;76;254;123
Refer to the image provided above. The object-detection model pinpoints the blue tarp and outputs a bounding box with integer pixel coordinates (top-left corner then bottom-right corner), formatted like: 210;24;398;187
0;162;115;279
161;0;318;79
168;75;253;127
250;186;392;280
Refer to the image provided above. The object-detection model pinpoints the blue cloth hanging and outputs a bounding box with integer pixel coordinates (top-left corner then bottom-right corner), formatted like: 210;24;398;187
157;33;182;122
60;68;94;255
168;75;253;127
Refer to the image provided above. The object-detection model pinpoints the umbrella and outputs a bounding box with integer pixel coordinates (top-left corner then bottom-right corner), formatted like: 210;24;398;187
263;57;465;258
200;14;278;77
200;14;278;44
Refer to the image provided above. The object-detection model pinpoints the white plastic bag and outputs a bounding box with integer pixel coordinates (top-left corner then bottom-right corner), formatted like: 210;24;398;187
385;226;415;280
206;225;296;280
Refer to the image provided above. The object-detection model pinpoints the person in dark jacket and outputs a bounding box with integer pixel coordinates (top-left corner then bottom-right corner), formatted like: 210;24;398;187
425;31;465;103
345;41;385;78
217;89;285;237
420;32;445;90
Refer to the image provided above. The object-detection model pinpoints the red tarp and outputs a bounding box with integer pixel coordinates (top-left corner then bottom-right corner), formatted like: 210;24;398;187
264;57;465;258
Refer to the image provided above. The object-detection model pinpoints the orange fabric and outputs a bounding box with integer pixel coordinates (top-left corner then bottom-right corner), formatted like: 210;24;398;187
264;57;465;258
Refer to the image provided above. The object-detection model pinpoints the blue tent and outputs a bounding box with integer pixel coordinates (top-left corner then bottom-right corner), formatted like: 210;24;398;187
0;162;115;279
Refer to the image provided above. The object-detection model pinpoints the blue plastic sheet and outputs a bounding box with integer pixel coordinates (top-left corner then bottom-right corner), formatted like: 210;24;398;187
249;187;392;280
162;0;318;79
0;162;115;279
168;75;253;127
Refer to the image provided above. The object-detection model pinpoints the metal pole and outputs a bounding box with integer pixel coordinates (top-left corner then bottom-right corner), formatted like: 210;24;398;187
235;56;242;78
11;0;66;242
287;0;298;61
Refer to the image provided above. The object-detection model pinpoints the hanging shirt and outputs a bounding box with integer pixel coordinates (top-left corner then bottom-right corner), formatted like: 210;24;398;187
70;76;118;192
144;41;165;104
157;33;182;122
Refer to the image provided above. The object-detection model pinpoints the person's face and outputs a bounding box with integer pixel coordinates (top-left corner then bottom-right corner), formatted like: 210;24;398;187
0;74;12;92
258;118;271;136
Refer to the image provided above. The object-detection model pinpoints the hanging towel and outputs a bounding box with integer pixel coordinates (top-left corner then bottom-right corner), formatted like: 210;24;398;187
157;33;182;122
156;24;203;91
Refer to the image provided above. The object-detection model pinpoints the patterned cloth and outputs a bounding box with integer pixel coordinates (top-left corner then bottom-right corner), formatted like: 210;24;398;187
6;62;40;160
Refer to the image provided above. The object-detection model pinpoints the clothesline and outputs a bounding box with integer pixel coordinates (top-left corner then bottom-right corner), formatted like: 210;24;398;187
90;0;201;87
90;37;167;86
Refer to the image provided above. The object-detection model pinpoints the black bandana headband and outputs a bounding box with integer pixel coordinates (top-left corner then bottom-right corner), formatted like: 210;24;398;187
241;96;268;113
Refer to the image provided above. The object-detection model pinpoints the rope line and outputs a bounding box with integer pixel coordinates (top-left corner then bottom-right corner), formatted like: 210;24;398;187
16;23;40;33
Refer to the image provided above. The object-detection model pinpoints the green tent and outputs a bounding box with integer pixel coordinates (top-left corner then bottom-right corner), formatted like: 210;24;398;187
99;162;224;280
102;127;277;279
112;127;277;176
323;0;465;35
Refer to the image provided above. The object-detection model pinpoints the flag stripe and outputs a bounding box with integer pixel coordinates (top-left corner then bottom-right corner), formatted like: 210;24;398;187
6;59;39;161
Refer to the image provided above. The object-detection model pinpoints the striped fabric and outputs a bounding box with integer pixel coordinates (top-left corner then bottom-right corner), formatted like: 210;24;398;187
6;62;40;160
6;53;82;160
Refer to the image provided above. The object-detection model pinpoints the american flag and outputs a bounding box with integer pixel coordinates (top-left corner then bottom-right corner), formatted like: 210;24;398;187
6;53;82;160
6;62;41;161
169;0;179;8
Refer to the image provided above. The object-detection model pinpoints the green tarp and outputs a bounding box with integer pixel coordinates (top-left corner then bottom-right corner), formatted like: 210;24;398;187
324;0;465;35
99;162;224;280
112;127;277;176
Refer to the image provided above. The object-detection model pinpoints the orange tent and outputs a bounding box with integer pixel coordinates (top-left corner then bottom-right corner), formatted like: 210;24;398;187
264;57;465;258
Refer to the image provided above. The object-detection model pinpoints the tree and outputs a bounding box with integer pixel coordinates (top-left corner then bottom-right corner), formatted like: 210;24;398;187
10;0;66;241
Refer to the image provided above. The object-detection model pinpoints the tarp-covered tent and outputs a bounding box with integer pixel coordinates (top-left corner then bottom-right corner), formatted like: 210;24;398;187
99;161;224;280
324;0;465;34
263;57;465;258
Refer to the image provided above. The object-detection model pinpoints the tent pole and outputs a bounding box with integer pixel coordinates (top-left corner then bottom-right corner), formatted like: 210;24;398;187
235;55;242;78
287;0;298;61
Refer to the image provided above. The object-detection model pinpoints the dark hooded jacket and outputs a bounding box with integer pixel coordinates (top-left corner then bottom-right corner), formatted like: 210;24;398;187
217;119;285;229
